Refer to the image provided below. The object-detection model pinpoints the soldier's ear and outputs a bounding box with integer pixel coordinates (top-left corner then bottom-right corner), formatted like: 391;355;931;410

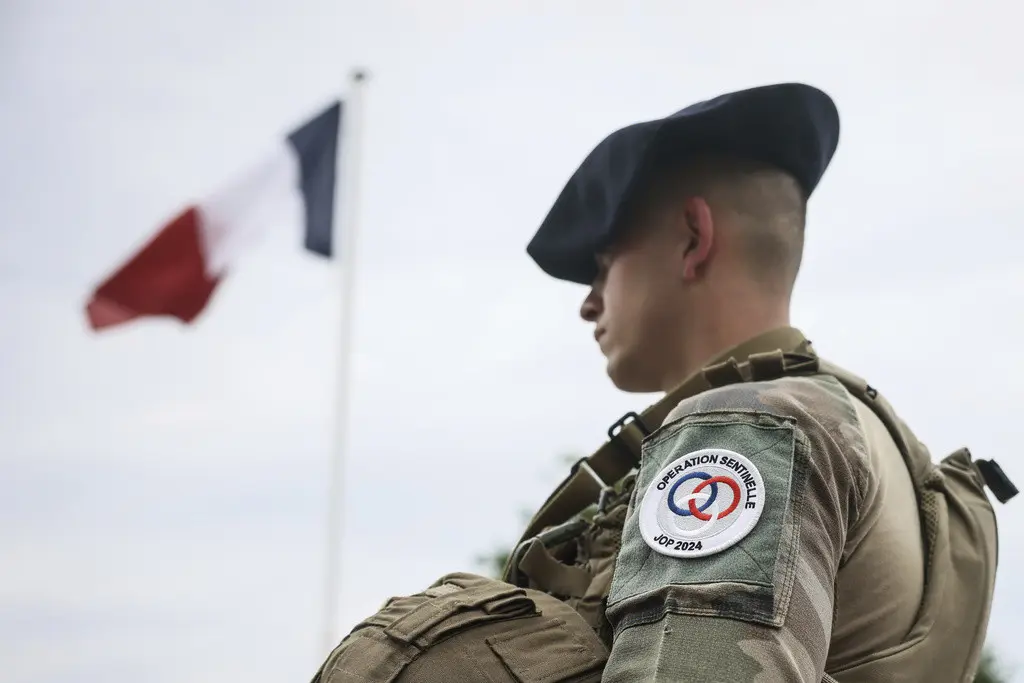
680;196;714;280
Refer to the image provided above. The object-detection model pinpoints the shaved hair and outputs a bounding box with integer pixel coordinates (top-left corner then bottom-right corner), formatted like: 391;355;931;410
639;154;807;292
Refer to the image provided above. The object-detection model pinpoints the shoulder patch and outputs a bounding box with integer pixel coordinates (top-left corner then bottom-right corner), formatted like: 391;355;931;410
608;409;809;630
639;448;766;558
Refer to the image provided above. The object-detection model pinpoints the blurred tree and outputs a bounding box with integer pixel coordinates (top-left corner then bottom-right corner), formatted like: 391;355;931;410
975;648;1009;683
477;546;511;579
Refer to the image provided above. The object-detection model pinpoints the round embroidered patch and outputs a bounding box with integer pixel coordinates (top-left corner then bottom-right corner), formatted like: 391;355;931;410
638;448;766;558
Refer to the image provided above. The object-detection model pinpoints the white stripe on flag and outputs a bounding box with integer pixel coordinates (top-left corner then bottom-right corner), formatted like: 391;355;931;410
198;142;302;276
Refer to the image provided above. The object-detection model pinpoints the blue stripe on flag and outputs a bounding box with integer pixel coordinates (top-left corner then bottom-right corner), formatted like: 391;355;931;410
287;101;342;258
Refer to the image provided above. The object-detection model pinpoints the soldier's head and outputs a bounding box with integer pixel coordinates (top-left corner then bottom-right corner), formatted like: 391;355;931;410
579;155;807;392
526;82;840;394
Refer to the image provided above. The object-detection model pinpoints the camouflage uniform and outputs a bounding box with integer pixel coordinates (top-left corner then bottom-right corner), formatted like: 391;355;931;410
598;330;923;681
311;326;1010;683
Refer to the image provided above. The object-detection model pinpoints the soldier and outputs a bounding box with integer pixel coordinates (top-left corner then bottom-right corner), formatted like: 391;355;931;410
311;83;1013;683
516;81;1009;681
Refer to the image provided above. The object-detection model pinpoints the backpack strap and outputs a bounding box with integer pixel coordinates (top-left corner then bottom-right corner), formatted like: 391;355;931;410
814;359;933;492
510;379;698;547
505;328;817;578
823;360;1015;505
706;354;1018;505
815;359;1018;504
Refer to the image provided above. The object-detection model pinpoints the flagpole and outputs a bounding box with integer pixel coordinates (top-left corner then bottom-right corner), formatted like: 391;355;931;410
322;67;369;654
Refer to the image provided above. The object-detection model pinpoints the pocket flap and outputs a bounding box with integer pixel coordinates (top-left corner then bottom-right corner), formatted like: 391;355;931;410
487;616;605;683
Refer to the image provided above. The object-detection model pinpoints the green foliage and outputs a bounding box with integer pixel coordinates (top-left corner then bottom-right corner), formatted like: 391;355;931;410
476;547;510;579
975;647;1010;683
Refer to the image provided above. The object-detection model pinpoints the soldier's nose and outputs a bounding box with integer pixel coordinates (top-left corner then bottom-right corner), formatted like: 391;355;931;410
580;291;601;322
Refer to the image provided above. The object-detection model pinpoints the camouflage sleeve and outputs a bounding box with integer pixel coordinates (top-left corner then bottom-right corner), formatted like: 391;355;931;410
602;376;870;682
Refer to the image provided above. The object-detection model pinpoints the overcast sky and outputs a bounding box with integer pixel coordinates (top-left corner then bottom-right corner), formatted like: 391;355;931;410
2;1;1022;681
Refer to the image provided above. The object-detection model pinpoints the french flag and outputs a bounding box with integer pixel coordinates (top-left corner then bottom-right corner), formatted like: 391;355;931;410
84;101;342;331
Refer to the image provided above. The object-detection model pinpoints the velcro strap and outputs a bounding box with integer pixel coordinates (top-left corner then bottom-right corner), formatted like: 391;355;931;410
782;351;820;375
747;350;786;381
517;539;593;598
384;580;534;646
709;351;820;385
422;583;461;598
703;357;746;387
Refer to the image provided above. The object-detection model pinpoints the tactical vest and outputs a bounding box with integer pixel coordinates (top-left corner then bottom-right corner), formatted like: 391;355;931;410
310;344;1016;683
310;572;608;682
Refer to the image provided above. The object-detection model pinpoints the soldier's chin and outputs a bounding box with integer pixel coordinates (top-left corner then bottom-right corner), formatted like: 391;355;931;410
606;354;661;394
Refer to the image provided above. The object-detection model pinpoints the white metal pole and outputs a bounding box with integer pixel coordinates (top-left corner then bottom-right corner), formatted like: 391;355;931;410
321;68;369;655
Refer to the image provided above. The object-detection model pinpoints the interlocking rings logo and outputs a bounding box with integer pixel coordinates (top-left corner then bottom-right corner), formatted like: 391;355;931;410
667;472;742;521
638;448;766;558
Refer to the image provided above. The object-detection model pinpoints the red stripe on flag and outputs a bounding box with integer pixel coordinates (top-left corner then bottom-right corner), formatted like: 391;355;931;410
85;207;221;331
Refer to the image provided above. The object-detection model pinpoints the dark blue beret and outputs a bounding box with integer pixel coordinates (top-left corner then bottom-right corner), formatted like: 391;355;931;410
526;82;841;285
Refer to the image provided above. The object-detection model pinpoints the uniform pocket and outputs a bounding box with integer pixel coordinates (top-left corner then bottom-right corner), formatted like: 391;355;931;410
487;615;606;683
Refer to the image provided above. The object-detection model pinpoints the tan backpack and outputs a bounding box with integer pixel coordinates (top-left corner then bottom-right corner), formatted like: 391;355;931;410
309;572;608;682
810;357;1015;681
310;345;1016;682
504;348;1017;682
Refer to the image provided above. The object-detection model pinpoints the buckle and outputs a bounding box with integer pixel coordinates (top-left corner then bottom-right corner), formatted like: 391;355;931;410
607;411;651;464
607;411;650;441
